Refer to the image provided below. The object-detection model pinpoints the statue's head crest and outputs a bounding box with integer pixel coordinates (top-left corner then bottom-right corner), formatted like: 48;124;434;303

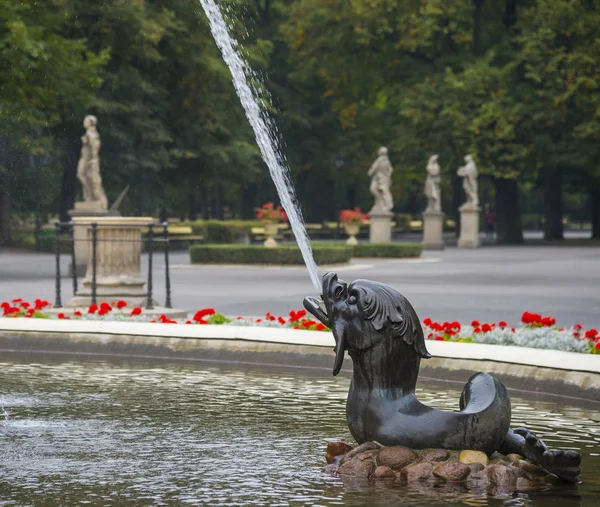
378;146;388;156
350;279;431;359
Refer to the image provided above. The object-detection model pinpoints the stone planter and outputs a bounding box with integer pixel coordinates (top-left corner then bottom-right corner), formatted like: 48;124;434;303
263;222;279;248
343;223;360;246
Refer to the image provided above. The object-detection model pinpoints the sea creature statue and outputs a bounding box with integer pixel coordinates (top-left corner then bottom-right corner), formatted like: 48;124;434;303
304;272;581;483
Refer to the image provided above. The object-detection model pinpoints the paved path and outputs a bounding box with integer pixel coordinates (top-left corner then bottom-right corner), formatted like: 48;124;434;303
1;243;599;327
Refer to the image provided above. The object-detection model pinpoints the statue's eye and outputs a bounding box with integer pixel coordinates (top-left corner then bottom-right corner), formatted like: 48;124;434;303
347;294;357;305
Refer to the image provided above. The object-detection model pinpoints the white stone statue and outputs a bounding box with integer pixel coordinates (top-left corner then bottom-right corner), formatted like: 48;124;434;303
457;154;479;209
77;115;108;209
424;155;442;213
368;146;394;214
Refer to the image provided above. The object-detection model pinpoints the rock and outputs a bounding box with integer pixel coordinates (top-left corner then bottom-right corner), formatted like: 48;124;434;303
378;446;417;470
516;477;540;491
459;450;489;467
419;449;450;462
467;462;485;474
326;442;354;464
397;462;433;483
489;452;505;461
339;442;378;466
488;458;508;466
513;460;547;479
322;464;339;476
338;456;376;478
433;461;471;482
505;453;523;463
370;465;397;480
487;463;519;489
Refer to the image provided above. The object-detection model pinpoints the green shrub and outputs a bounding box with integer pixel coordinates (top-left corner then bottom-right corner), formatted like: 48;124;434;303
189;244;353;265
394;214;413;233
205;222;235;243
353;242;422;258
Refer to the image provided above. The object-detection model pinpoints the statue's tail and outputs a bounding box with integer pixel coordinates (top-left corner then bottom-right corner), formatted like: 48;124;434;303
457;372;512;455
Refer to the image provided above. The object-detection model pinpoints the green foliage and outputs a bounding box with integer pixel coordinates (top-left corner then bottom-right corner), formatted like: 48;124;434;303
206;313;232;325
353;242;422;258
189;244;353;265
204;222;235;244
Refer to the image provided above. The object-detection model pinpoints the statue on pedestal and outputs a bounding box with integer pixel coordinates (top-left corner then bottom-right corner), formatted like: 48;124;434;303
368;147;394;214
424;155;441;213
77;115;108;209
457;155;479;210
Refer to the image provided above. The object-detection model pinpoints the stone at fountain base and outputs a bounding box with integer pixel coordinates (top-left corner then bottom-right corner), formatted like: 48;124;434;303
458;205;481;248
369;212;393;243
422;211;445;250
324;441;566;493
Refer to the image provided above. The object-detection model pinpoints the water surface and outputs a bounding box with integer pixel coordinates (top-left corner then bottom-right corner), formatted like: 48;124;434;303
1;357;599;506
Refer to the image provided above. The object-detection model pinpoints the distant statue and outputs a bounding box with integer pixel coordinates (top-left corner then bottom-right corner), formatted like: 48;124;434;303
77;115;108;209
424;155;441;213
457;154;479;209
368;147;394;214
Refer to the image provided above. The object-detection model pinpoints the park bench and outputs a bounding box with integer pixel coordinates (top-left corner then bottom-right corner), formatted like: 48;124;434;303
143;225;204;249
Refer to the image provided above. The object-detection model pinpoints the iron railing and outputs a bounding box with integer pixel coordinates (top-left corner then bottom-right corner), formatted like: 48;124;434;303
53;221;172;310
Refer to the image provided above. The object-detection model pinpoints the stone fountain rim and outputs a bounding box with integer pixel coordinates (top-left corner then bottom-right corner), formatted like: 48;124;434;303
0;318;598;375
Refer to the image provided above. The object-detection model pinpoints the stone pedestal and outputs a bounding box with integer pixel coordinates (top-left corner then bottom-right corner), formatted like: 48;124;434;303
65;217;153;308
369;212;393;243
458;205;481;248
68;201;109;277
422;211;445;250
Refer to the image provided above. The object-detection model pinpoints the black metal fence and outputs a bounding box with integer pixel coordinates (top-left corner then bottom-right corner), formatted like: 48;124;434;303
54;221;172;310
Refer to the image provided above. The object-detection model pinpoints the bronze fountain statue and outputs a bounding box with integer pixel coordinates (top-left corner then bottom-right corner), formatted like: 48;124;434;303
304;272;581;483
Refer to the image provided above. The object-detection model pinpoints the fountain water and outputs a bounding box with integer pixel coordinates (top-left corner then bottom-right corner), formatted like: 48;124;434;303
0;397;8;424
199;0;321;293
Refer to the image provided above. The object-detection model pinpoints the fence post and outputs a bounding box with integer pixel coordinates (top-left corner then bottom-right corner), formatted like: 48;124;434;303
91;222;98;306
146;223;154;310
69;221;78;295
163;222;172;308
54;221;62;308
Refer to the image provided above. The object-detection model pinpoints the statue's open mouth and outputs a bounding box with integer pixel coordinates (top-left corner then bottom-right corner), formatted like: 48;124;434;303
303;272;347;376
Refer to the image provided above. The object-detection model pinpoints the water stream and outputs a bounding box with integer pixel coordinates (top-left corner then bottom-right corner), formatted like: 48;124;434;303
199;0;321;293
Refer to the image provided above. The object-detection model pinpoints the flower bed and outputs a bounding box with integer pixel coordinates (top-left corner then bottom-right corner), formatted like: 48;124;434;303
1;299;598;354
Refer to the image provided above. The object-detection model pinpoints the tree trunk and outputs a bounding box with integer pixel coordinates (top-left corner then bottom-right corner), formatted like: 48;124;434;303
0;170;10;245
542;166;564;240
59;137;79;222
494;178;524;244
188;189;197;221
591;185;600;239
452;174;462;237
472;0;486;57
503;0;518;28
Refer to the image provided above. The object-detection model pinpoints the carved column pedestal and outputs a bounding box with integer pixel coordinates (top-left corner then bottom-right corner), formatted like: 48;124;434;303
68;202;109;277
422;211;445;250
65;217;152;307
458;206;481;248
369;212;393;243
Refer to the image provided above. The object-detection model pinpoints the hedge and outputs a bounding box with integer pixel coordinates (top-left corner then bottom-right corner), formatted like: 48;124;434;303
189;244;354;265
353;242;422;258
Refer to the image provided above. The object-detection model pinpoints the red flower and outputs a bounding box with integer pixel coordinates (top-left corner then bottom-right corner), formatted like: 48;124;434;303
130;307;142;317
185;320;192;324
423;318;432;326
584;329;598;340
25;308;35;317
278;317;286;325
595;342;600;351
11;298;23;303
574;324;582;330
522;312;542;325
193;308;216;322
302;321;313;328
115;300;127;309
100;302;112;313
481;324;492;333
74;311;82;317
316;323;326;331
474;327;481;333
20;302;30;309
88;304;98;314
471;320;480;327
256;319;262;323
498;321;507;328
34;299;50;310
98;308;110;316
435;336;444;341
541;316;556;327
58;313;67;319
